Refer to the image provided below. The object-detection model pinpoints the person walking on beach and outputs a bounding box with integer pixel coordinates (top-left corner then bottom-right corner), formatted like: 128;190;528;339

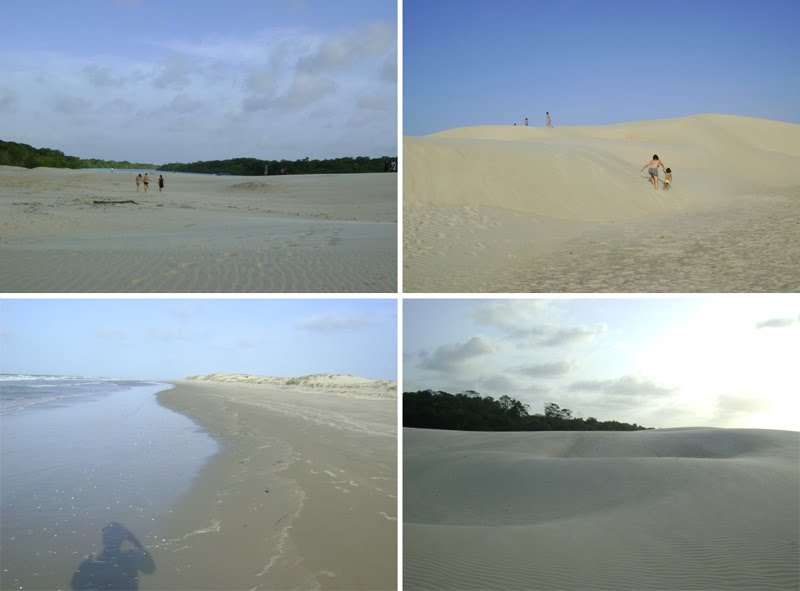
546;112;552;127
158;174;165;192
641;154;666;190
135;173;142;192
142;173;150;193
524;117;528;127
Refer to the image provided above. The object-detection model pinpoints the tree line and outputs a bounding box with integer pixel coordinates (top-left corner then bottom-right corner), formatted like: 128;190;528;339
404;390;650;431
0;140;155;170
157;155;397;176
0;139;397;176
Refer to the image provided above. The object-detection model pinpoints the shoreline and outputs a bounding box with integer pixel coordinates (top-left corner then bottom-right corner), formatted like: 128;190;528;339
150;379;397;590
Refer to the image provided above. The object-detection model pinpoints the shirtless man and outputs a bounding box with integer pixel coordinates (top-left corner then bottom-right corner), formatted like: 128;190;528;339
143;173;150;193
135;174;142;192
640;154;666;190
546;112;552;128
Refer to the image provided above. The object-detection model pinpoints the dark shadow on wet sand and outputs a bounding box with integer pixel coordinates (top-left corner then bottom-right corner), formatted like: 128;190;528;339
71;522;155;590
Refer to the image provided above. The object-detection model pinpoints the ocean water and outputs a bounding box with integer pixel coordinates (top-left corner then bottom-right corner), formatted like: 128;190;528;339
0;375;219;591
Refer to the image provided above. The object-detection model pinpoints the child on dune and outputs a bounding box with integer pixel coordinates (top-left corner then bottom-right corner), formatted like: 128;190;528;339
663;168;673;190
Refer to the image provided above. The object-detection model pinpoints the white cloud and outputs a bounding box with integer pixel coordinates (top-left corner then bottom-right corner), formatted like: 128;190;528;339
568;375;677;399
0;89;16;112
756;316;798;329
297;22;395;73
419;336;498;373
296;313;377;332
1;20;396;163
276;73;337;110
514;359;576;378
169;93;205;114
53;95;92;115
716;392;772;418
83;65;127;88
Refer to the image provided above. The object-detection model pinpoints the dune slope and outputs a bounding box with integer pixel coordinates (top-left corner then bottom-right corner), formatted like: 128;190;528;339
403;115;800;292
404;427;800;590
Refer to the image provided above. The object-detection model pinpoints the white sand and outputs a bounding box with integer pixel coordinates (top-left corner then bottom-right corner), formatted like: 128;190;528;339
187;372;398;399
404;427;800;590
404;114;800;292
0;170;396;292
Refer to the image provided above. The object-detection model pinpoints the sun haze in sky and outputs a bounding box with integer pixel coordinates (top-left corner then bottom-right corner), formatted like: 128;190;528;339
404;297;800;431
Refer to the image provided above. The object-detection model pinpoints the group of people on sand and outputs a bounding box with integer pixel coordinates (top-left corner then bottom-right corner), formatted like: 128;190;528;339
517;113;553;127
135;173;165;193
640;155;673;191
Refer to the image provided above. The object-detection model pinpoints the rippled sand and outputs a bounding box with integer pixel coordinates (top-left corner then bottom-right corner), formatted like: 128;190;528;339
404;114;800;292
0;169;396;292
404;427;800;590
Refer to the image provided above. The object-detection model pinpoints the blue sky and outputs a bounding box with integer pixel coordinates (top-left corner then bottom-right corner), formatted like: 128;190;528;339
404;0;800;135
0;0;396;163
0;299;397;381
404;297;800;430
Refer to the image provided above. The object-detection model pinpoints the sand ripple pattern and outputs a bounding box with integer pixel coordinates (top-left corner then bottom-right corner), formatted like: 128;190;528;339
0;170;396;292
404;115;800;293
404;428;800;590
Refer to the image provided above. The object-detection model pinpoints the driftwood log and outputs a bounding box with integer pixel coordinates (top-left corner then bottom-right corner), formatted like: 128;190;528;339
93;200;137;205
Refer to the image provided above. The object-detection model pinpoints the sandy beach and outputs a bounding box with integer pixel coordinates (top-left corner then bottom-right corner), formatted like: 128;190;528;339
149;374;397;590
404;114;800;292
404;427;800;590
0;170;396;292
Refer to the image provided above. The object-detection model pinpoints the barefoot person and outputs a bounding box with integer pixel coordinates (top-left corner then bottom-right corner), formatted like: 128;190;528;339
663;167;673;190
546;112;552;128
158;174;165;192
135;174;142;192
641;154;666;190
142;173;150;193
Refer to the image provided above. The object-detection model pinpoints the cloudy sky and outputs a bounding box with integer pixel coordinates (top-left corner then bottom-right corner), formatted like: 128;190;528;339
0;299;397;381
1;0;397;163
404;297;800;430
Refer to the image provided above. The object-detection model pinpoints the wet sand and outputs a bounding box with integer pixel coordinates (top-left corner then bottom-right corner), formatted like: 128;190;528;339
149;376;397;590
0;383;217;591
0;169;396;292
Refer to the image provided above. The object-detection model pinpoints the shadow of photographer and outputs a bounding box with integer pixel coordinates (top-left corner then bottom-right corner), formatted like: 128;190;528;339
71;521;155;590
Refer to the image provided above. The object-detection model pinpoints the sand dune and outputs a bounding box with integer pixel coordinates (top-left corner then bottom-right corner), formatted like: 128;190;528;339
404;427;800;590
187;372;398;399
0;169;396;292
404;114;800;292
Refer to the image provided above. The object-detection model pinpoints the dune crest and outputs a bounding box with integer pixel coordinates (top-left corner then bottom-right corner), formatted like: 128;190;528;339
186;373;397;399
